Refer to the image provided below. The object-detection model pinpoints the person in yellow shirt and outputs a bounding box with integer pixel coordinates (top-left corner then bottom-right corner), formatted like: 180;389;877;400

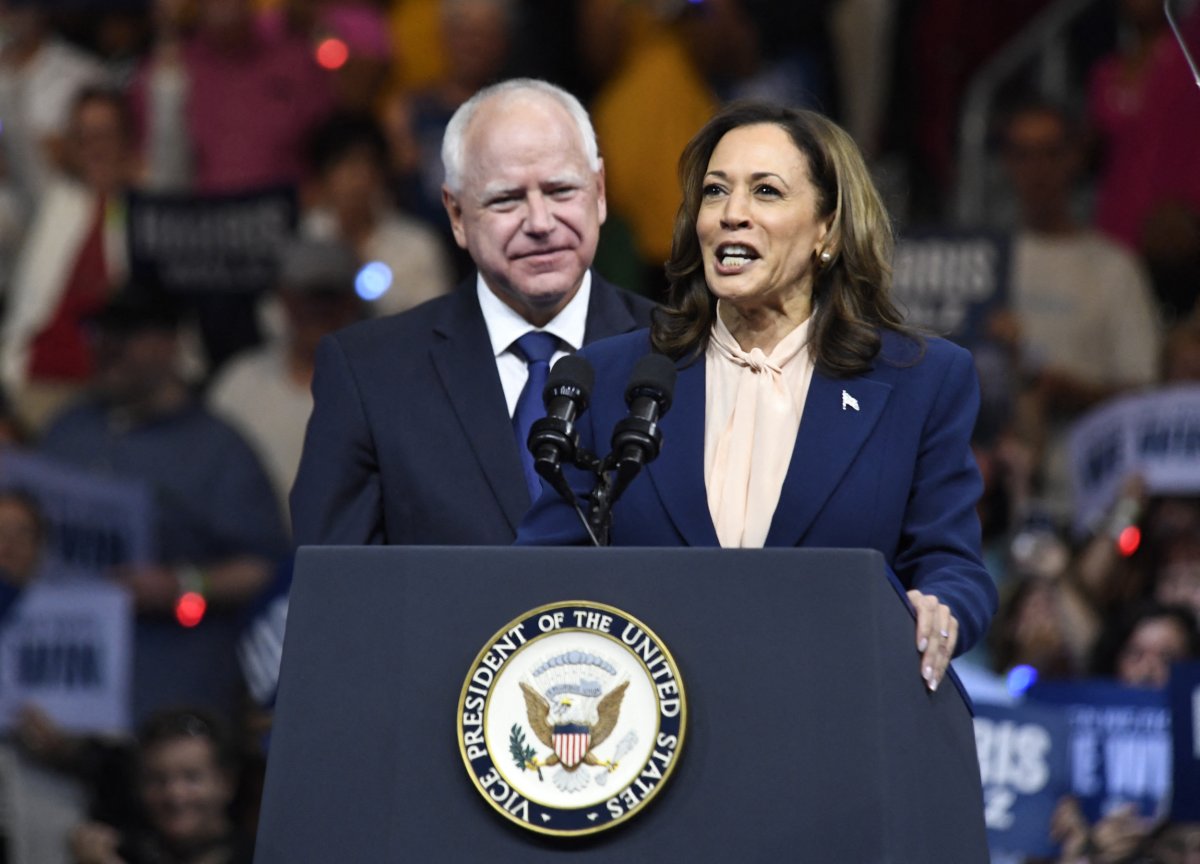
591;2;716;287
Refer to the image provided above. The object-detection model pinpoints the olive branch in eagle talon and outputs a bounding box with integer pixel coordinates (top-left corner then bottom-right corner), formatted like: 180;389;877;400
519;679;629;773
509;724;543;779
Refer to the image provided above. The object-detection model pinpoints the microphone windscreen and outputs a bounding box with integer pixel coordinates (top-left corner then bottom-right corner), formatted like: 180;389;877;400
543;353;595;404
625;353;677;413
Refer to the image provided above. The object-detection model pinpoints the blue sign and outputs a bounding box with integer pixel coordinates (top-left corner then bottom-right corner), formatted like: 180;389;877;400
974;701;1071;859
891;230;1012;347
0;451;154;581
1026;680;1171;823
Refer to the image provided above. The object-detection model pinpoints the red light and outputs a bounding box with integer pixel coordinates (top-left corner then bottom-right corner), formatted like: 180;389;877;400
1116;525;1141;557
316;37;349;70
175;592;206;628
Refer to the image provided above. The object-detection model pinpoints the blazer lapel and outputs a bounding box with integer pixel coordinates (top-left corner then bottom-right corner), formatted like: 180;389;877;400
429;290;531;532
764;370;893;547
423;273;644;534
645;357;720;546
582;273;641;344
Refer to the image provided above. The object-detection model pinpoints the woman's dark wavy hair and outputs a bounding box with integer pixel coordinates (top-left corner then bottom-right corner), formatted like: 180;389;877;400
651;101;915;375
1089;600;1200;679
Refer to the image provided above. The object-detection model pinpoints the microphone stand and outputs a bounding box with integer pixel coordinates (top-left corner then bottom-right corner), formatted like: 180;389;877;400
531;420;606;547
529;354;672;547
572;428;660;548
575;450;612;548
532;440;614;547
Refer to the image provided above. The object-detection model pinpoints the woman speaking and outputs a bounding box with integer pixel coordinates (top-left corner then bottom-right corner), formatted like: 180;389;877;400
517;102;997;693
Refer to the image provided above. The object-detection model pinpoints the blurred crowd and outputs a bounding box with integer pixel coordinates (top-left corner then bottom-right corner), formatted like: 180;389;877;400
0;0;1192;862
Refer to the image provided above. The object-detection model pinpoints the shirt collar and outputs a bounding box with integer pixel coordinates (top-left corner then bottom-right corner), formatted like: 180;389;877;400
477;270;592;357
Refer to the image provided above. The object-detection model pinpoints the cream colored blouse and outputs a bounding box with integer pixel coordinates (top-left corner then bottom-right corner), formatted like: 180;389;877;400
704;306;815;548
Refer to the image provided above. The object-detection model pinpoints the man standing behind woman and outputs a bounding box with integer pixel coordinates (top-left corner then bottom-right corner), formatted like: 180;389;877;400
518;102;997;692
290;79;655;547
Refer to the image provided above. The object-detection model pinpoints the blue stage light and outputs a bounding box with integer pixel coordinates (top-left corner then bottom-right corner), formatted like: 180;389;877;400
1006;664;1038;698
355;261;393;301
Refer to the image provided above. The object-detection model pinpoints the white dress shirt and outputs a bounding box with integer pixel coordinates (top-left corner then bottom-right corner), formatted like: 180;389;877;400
477;271;592;417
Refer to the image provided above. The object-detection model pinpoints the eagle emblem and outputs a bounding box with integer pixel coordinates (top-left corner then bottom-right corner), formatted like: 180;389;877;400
458;601;686;835
513;651;632;793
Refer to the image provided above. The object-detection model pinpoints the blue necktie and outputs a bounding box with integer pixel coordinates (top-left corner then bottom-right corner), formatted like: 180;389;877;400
511;331;560;502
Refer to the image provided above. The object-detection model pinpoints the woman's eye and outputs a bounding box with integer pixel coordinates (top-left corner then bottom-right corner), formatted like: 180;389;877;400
702;184;726;197
755;184;781;197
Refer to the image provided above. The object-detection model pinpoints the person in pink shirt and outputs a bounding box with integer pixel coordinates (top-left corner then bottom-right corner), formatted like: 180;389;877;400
1089;0;1200;318
134;0;334;193
1088;0;1175;249
259;1;394;116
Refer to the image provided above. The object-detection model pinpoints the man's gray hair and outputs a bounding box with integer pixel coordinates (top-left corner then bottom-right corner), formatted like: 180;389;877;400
441;78;601;194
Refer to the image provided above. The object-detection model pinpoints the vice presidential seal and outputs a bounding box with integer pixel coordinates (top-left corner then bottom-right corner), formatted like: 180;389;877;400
457;601;685;836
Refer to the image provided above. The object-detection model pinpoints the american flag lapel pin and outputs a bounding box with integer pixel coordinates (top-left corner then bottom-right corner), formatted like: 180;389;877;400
841;389;860;412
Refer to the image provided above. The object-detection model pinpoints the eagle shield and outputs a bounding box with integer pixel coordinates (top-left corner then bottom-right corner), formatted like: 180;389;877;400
552;724;591;768
518;650;630;790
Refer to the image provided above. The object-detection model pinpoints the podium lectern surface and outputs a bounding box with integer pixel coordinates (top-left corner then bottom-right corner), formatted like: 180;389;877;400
256;547;987;863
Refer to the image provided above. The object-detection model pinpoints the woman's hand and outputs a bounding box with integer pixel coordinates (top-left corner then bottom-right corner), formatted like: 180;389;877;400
906;589;958;691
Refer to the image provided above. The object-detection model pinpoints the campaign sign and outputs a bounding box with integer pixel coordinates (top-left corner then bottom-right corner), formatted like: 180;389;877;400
0;580;133;733
891;230;1012;346
0;451;154;581
126;187;296;294
974;701;1071;860
1168;661;1200;821
1068;386;1200;535
1027;680;1172;823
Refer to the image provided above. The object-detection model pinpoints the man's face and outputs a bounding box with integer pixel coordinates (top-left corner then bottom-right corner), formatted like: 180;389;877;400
1002;110;1077;221
70;99;130;192
443;93;606;326
322;144;384;216
91;326;177;408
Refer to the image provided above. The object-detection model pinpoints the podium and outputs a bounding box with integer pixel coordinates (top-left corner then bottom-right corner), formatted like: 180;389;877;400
255;547;988;862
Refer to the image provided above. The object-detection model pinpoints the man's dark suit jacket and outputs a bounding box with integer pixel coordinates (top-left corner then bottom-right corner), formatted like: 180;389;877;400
290;274;656;546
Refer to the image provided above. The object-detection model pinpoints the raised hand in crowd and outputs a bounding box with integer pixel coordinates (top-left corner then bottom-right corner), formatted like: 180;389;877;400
70;821;127;864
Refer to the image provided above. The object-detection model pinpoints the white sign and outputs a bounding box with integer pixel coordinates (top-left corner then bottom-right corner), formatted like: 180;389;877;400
1068;385;1200;534
0;450;154;581
0;581;133;734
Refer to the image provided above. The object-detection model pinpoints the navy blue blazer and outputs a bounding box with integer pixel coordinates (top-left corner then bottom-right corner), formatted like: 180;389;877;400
516;328;998;655
290;274;656;547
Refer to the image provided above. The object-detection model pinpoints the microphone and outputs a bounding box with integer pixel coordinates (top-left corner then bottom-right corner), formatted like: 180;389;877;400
609;353;676;501
529;354;594;499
